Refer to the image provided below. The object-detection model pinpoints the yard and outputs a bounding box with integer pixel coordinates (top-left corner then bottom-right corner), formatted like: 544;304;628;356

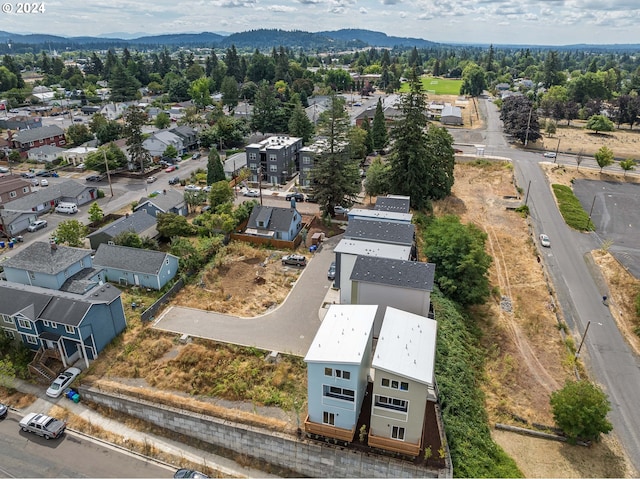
398;76;463;95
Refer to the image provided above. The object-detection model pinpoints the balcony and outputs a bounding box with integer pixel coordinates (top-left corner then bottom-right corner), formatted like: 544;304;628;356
304;415;355;442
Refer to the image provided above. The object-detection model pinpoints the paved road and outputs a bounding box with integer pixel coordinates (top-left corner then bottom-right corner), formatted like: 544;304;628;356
0;411;172;478
153;234;340;356
476;98;640;473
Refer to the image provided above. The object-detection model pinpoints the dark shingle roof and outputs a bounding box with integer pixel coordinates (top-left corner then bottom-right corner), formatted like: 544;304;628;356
12;125;64;143
344;218;414;246
350;256;435;291
247;206;298;233
136;188;184;213
87;209;157;240
374;196;411;213
4;241;91;275
93;244;175;275
4;179;93;210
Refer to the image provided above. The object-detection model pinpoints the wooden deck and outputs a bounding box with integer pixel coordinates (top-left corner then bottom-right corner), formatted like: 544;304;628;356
304;415;356;442
368;431;421;457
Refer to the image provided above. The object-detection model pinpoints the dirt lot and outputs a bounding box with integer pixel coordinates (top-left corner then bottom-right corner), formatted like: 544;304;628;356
439;161;637;477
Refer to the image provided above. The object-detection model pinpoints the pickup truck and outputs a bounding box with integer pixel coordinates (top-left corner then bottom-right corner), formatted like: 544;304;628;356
19;412;66;439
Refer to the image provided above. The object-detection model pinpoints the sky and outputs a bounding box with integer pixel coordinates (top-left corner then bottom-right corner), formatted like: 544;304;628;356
5;0;640;46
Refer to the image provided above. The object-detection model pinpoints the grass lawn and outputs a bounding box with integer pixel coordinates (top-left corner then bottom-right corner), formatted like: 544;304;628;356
398;76;462;95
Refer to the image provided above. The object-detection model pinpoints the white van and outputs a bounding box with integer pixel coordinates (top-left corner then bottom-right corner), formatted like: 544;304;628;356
55;202;78;214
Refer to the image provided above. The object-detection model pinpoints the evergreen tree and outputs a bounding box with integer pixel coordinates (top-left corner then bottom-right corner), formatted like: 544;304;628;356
387;70;431;210
371;98;388;151
123;106;151;172
225;45;243;83
207;148;226;185
288;102;315;144
251;82;280;133
360;117;374;156
424;126;456;200
109;62;140;102
310;94;360;217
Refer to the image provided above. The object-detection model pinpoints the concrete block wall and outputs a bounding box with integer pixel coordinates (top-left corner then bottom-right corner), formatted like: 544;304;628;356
78;386;446;478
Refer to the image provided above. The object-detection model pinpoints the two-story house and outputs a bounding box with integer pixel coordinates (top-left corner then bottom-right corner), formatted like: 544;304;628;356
87;209;158;250
10;125;66;153
92;243;179;290
245;206;302;241
304;304;377;442
134;189;187;217
142;130;185;158
245;136;302;185
368;307;438;456
170;125;198;151
350;256;435;336
0;175;33;204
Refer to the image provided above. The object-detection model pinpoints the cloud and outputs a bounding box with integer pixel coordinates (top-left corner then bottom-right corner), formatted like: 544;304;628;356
359;7;368;14
267;4;297;11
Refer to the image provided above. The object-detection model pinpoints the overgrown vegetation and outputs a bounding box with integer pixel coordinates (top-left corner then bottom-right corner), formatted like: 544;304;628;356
0;334;32;381
551;184;595;231
433;289;522;478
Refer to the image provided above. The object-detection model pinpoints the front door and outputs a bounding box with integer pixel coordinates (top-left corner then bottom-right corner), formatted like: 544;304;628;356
134;274;140;286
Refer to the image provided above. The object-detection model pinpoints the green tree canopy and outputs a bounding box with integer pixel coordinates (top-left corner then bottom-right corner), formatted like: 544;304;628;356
154;111;171;129
619;158;636;176
85;143;128;173
163;144;178;159
207;149;226;185
288;102;315;144
87;202;104;223
460;62;487;97
66;124;94;146
585;114;614;134
550;380;612;444
157;212;196;238
371;97;388;151
594;145;615;171
363;156;390;201
423;215;493;306
54;220;88;247
209;180;234;211
123;106;151;172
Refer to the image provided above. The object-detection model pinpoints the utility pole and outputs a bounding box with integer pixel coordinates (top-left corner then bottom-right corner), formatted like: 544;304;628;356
102;148;114;197
575;321;591;358
258;166;263;206
554;138;560;164
587;195;597;230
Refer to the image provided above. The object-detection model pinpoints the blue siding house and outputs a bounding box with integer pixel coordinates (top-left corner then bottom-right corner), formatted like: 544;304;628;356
135;188;187;217
304;304;377;442
0;281;126;370
92;243;179;290
3;241;103;293
245;206;302;241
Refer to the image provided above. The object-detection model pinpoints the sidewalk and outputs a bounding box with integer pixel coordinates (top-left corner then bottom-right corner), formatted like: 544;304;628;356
8;377;277;478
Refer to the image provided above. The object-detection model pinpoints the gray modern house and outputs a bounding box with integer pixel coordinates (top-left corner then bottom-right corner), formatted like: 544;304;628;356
245;136;302;185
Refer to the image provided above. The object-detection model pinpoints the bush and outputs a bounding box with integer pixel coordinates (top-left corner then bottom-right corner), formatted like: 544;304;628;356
551;184;594;231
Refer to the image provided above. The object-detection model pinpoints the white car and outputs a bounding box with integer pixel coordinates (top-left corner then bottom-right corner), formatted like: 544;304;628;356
243;189;260;197
543;151;557;158
0;166;9;173
46;367;81;398
185;184;202;191
539;233;551;247
334;205;348;216
40;179;49;187
203;185;211;193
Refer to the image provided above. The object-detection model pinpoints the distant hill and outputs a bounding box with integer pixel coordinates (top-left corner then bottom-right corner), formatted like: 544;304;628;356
318;29;438;48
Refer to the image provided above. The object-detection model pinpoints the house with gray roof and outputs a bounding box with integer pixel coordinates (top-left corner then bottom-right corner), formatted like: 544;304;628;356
3;179;98;215
3;241;104;293
135;188;187;217
27;144;65;163
87;209;158;250
143;130;184;158
350;256;435;336
245;205;302;241
224;152;247;179
10;125;66;153
0;280;126;371
0;174;33;204
92;243;179;290
170;125;198;151
440;105;463;126
374;195;411;214
0;208;38;237
344;218;415;247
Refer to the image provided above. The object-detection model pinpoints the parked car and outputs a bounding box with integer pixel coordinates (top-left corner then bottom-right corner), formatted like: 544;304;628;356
185;184;202;191
19;413;66;439
27;220;48;232
0;402;7;419
306;194;318;203
539;233;551;247
146;176;158;183
40;179;48;187
191;152;201;160
334;205;348;216
168;176;180;185
85;174;104;182
21;172;35;179
0;166;9;173
46;367;81;398
55;202;78;214
543;151;557;158
165;165;177;172
36;170;51;177
285;192;305;202
174;469;209;479
282;254;307;267
327;262;336;280
203;185;211;193
243;188;260;197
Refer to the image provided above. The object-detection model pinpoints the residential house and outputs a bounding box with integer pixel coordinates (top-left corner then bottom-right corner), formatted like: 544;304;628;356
304;304;377;442
99;102;128;120
298;139;328;187
347;208;413;224
354;104;402;128
0;209;38;237
92;243;179;290
143;130;185;158
245;206;302;242
224;152;247;180
87;209;158;250
31;86;55;103
0;115;42;131
10;125;66;153
350;256;435;336
170;125;198;151
374;195;411;214
305;101;329;125
81;106;101;115
135;189;187;217
27;145;65;163
440;105;463;126
343;218;416;261
60;146;99;166
0;280;126;370
368;307;438;456
2;242;103;292
245;136;302;185
334;238;412;304
3;179;99;215
0;175;33;204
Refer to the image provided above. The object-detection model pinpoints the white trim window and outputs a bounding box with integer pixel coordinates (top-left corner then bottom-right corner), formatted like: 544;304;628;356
2;314;13;324
25;335;38;344
65;325;75;334
323;411;335;425
269;154;277;162
17;319;31;329
323;385;355;402
3;329;15;339
374;394;408;413
391;426;405;440
381;378;409;391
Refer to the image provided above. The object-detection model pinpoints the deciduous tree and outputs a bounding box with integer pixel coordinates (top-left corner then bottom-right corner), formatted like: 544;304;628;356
87;202;104;223
594;145;614;171
66;124;94;146
54;220;88;247
585;114;614;134
619;158;636;177
157;212;196;238
364;156;390;202
154;112;171;129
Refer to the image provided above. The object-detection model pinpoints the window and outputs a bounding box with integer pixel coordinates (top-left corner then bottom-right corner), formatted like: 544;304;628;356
323;411;335;425
43;320;53;327
269;165;278;172
249;163;257;169
374;395;408;413
324;367;332;376
323;385;355;402
26;335;37;344
165;258;170;265
391;426;405;440
65;325;75;334
2;314;13;324
59;140;66;146
23;187;29;193
9;191;17;198
269;154;277;162
381;378;409;391
17;319;31;329
3;330;15;340
303;156;311;164
248;153;257;160
336;370;351;380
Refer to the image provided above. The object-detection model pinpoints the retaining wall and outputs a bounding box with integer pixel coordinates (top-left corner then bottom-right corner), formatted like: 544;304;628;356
78;386;447;478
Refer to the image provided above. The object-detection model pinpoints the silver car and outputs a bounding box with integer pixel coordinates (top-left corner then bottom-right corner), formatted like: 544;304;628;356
46;367;81;398
27;220;48;232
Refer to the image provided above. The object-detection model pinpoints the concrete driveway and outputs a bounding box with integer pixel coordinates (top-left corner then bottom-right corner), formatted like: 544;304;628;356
153;235;341;356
